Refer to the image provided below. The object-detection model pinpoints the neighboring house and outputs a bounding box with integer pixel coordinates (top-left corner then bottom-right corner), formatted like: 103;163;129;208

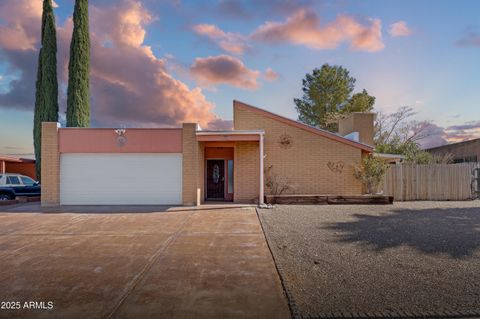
41;100;374;206
0;155;36;180
426;138;480;163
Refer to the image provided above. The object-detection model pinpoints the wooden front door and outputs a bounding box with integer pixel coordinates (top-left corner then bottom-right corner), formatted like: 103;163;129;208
206;160;225;200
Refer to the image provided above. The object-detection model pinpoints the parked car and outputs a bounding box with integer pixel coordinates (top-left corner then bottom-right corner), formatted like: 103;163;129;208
0;173;40;200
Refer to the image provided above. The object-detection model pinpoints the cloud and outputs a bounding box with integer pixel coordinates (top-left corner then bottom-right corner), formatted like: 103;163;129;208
264;67;279;81
0;0;230;130
0;0;43;110
192;24;249;55
419;121;480;149
456;30;480;47
190;55;260;89
418;123;449;149
446;121;480;132
389;21;412;37
0;0;42;51
250;9;384;52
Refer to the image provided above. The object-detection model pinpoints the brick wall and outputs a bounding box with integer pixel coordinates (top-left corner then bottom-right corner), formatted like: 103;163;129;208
5;162;36;180
182;123;199;205
198;142;205;203
234;103;363;196
41;122;60;206
234;142;259;203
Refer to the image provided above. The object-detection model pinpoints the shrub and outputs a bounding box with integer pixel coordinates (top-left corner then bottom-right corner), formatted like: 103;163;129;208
265;165;294;195
354;155;390;194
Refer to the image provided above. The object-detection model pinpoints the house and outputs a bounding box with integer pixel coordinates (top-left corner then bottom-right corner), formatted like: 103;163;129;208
0;155;36;179
40;100;374;206
426;138;480;163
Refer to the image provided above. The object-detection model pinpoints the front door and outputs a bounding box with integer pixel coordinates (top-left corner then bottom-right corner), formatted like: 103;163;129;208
206;160;225;200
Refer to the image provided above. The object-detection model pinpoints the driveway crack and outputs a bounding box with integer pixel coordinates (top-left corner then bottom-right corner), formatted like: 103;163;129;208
105;211;194;319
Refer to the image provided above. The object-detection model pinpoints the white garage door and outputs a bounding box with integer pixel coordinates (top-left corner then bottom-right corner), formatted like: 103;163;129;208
60;153;182;205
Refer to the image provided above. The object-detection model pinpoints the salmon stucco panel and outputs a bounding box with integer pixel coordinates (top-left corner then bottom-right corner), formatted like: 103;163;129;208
59;128;182;153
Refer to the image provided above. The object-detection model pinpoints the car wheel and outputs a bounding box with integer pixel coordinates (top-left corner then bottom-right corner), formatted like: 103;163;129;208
0;194;12;201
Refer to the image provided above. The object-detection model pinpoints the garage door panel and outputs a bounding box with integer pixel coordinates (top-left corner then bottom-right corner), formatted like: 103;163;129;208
60;154;182;205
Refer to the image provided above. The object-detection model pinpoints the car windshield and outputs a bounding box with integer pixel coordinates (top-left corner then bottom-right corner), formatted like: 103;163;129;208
21;176;36;186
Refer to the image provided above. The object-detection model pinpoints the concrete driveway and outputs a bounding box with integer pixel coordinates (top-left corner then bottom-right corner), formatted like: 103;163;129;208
0;203;290;319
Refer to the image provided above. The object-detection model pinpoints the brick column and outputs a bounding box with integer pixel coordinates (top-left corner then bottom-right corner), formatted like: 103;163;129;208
182;123;199;205
41;122;60;207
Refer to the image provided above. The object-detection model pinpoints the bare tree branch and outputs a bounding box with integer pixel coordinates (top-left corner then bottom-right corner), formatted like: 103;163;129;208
374;106;432;145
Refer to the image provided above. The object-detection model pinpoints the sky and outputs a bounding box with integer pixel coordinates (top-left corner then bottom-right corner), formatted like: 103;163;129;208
1;0;480;157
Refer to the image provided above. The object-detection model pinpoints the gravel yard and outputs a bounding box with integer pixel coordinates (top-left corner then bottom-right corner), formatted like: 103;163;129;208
258;201;480;318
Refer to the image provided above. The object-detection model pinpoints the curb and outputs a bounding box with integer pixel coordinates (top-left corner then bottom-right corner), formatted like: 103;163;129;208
256;207;301;319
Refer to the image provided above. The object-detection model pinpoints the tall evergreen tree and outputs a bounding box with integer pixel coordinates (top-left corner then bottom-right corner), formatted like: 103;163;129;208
66;0;90;127
33;50;43;181
33;0;59;181
294;64;375;132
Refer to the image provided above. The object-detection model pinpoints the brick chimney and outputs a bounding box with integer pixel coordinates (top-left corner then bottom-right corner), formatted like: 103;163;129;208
338;113;375;146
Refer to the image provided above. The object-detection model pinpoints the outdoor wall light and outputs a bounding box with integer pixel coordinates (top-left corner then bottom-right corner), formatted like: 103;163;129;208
115;128;127;147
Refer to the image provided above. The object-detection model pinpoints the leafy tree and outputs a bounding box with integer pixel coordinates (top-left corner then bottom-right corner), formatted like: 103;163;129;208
376;138;433;164
33;0;59;181
354;154;390;194
294;64;375;132
343;89;376;113
66;0;90;127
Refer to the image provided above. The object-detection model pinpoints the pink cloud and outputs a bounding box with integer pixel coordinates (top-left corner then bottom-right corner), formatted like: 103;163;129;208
193;24;249;55
264;67;279;81
0;0;230;130
389;21;412;37
0;0;42;51
250;9;384;52
420;122;480;149
190;55;260;89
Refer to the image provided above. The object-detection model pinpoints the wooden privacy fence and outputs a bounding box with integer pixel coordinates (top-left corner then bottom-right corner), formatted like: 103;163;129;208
382;163;479;201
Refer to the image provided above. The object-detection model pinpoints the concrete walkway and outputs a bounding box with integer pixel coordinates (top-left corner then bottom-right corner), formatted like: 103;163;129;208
0;206;290;319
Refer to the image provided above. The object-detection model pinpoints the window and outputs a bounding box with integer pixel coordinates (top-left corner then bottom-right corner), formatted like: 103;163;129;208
227;160;234;193
466;155;478;163
21;176;35;186
7;176;20;185
454;155;478;163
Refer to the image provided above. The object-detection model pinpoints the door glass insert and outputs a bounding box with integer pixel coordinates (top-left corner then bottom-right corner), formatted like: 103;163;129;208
212;164;220;183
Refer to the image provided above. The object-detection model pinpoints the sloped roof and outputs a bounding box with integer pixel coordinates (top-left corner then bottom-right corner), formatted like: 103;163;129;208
0;155;35;163
233;100;373;152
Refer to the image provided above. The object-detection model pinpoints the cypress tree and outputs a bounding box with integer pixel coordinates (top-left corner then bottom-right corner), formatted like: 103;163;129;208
33;50;43;181
41;12;59;122
66;0;90;127
33;0;59;181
